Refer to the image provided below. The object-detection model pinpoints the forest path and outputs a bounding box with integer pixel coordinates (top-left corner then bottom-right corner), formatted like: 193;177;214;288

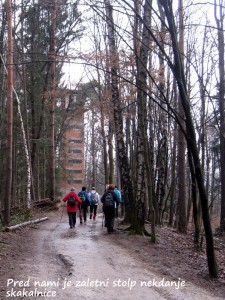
0;209;224;300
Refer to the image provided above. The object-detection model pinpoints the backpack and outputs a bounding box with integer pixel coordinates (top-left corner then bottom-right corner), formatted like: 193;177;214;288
67;196;76;207
103;192;114;208
90;192;98;205
79;192;87;205
114;188;122;202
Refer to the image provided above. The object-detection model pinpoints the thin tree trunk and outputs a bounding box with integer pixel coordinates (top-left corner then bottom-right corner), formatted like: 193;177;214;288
177;0;187;233
97;70;109;186
214;0;225;233
100;102;109;186
169;113;177;226
3;0;13;226
187;147;200;248
91;113;96;187
108;122;114;184
0;2;6;70
49;1;57;201
157;1;168;225
0;55;32;208
21;0;35;202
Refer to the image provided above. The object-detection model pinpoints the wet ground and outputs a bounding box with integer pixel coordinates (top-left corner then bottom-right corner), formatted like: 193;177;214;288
0;209;225;299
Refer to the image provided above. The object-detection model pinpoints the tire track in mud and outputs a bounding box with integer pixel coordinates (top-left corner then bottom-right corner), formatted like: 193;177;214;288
41;221;75;280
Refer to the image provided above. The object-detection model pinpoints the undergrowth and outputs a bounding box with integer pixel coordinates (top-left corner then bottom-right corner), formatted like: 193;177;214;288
0;208;46;231
10;208;32;226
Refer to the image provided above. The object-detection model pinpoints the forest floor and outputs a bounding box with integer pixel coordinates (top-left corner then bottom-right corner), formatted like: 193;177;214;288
0;207;225;300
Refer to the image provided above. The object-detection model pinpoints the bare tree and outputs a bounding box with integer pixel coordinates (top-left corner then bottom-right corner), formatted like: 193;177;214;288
104;0;135;223
135;0;156;238
158;0;218;278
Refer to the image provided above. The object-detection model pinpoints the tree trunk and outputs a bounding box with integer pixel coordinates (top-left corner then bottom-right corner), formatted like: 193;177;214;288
135;0;156;238
49;1;57;201
177;0;187;233
214;0;225;233
21;0;35;202
91;112;96;187
188;148;200;248
3;0;13;226
159;0;218;278
169;90;177;227
0;55;32;209
108;122;114;184
157;1;168;225
99;101;109;186
104;0;135;222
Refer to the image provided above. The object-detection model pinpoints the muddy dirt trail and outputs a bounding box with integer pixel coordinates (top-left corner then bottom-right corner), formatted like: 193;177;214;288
0;210;224;300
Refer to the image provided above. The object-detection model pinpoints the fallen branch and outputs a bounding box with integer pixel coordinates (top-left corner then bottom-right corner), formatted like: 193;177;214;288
32;198;60;208
4;217;48;232
32;199;51;206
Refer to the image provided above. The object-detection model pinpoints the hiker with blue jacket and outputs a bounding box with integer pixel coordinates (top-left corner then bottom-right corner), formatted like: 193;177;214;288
89;187;100;220
101;184;119;233
114;185;122;218
62;188;82;228
78;186;90;224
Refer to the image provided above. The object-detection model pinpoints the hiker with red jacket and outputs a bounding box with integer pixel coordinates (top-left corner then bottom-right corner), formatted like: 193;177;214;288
101;184;119;233
63;188;82;228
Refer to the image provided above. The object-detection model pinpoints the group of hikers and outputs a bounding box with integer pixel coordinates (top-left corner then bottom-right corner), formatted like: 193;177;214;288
62;184;122;233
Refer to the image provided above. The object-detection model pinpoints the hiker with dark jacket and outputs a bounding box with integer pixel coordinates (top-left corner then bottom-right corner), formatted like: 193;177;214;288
78;186;90;224
101;184;119;233
63;188;82;228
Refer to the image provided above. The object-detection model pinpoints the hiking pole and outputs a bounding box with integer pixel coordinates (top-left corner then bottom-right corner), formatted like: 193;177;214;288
102;213;104;227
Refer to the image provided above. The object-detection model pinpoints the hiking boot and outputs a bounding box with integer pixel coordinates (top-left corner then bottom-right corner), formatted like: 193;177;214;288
93;215;96;221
